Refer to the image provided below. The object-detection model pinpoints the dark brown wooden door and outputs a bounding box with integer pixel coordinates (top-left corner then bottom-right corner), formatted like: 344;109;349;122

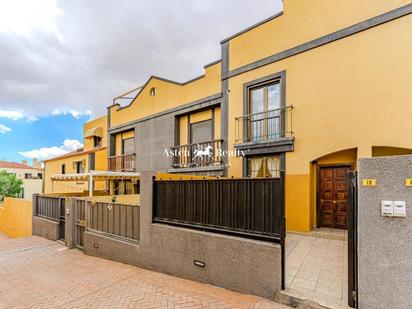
318;166;350;229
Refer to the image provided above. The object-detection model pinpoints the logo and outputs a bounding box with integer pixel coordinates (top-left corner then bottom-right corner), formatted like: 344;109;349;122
163;145;245;158
193;145;213;160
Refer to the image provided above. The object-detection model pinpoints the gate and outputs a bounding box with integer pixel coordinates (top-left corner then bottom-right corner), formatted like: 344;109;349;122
74;199;86;249
34;195;66;240
347;171;358;308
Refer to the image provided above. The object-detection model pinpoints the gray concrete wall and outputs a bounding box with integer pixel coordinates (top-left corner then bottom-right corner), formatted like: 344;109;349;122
135;114;174;172
358;155;412;309
32;216;59;241
137;171;282;299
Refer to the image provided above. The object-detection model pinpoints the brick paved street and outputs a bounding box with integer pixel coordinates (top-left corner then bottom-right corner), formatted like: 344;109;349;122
0;234;289;309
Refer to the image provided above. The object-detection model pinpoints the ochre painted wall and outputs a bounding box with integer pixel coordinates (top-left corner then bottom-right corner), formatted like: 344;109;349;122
44;152;89;193
226;12;412;231
228;0;411;70
109;62;221;128
227;14;412;177
0;197;32;238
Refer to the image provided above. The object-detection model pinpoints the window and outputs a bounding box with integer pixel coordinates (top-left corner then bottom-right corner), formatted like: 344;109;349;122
37;173;42;179
74;161;84;174
190;120;213;144
249;80;281;141
61;164;66;174
247;155;281;178
93;136;102;148
149;87;157;96
122;138;135;155
24;173;32;179
113;180;139;195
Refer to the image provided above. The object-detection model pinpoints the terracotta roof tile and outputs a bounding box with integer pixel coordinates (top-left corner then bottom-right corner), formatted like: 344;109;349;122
0;160;35;170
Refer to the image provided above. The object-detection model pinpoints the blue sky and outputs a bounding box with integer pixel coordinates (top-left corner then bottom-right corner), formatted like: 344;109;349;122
0;114;89;164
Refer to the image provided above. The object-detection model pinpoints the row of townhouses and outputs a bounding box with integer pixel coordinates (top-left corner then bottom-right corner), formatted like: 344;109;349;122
44;0;412;236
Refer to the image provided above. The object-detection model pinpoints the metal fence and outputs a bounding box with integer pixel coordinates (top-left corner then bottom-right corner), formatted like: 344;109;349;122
34;195;63;222
34;195;140;246
87;201;140;242
153;177;285;243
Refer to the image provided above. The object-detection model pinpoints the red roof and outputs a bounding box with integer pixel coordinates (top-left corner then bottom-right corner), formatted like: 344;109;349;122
0;160;36;170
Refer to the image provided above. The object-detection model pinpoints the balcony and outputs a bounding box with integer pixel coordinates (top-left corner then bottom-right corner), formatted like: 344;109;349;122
235;105;294;152
170;139;223;169
108;154;135;172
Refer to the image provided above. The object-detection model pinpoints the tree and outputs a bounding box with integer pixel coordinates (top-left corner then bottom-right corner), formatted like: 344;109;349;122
0;170;24;201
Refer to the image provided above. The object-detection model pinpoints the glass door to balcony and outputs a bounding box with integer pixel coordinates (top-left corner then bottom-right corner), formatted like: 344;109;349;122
250;81;281;142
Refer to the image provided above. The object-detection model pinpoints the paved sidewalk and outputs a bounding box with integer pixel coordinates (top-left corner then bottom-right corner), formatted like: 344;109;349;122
0;236;289;309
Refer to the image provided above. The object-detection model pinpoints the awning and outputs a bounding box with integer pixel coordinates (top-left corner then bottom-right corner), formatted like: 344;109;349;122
84;126;103;139
51;170;140;182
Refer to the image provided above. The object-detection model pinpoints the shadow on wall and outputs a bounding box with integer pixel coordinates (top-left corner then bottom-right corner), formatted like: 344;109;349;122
0;197;32;237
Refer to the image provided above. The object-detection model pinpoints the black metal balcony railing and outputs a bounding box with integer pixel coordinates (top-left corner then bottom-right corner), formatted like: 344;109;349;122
235;105;293;144
171;139;223;169
108;154;135;172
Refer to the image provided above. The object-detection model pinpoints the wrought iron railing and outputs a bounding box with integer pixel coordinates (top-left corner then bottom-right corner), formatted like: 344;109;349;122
108;154;135;172
235;105;293;143
170;139;223;168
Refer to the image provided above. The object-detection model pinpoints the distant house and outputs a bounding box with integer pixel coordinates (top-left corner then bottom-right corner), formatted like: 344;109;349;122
43;115;109;195
0;159;44;200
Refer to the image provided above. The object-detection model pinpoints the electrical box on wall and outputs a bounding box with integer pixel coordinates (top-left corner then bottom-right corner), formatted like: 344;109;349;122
393;201;406;217
381;201;394;217
381;200;406;217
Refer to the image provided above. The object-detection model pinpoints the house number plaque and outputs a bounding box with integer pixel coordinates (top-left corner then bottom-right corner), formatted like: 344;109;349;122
362;179;376;187
405;179;412;186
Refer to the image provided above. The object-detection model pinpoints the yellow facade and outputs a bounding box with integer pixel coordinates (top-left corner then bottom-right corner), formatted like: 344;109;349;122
0;197;32;238
224;1;412;231
109;63;221;128
54;1;412;232
44;115;108;194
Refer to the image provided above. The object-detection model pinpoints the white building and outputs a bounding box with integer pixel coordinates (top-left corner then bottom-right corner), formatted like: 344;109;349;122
0;159;43;200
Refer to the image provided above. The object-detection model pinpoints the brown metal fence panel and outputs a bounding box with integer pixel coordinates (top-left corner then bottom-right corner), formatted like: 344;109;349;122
35;195;62;222
87;202;140;242
153;177;284;242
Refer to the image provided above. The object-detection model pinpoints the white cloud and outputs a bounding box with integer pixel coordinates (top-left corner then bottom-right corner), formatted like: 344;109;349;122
51;109;92;119
19;139;83;161
0;110;23;120
0;0;62;37
0;124;11;133
0;0;282;119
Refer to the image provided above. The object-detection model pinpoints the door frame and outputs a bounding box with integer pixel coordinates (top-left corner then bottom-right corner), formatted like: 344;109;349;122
316;163;354;228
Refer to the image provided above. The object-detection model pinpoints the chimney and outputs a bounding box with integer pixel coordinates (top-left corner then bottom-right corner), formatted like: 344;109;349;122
22;160;28;166
32;158;41;169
